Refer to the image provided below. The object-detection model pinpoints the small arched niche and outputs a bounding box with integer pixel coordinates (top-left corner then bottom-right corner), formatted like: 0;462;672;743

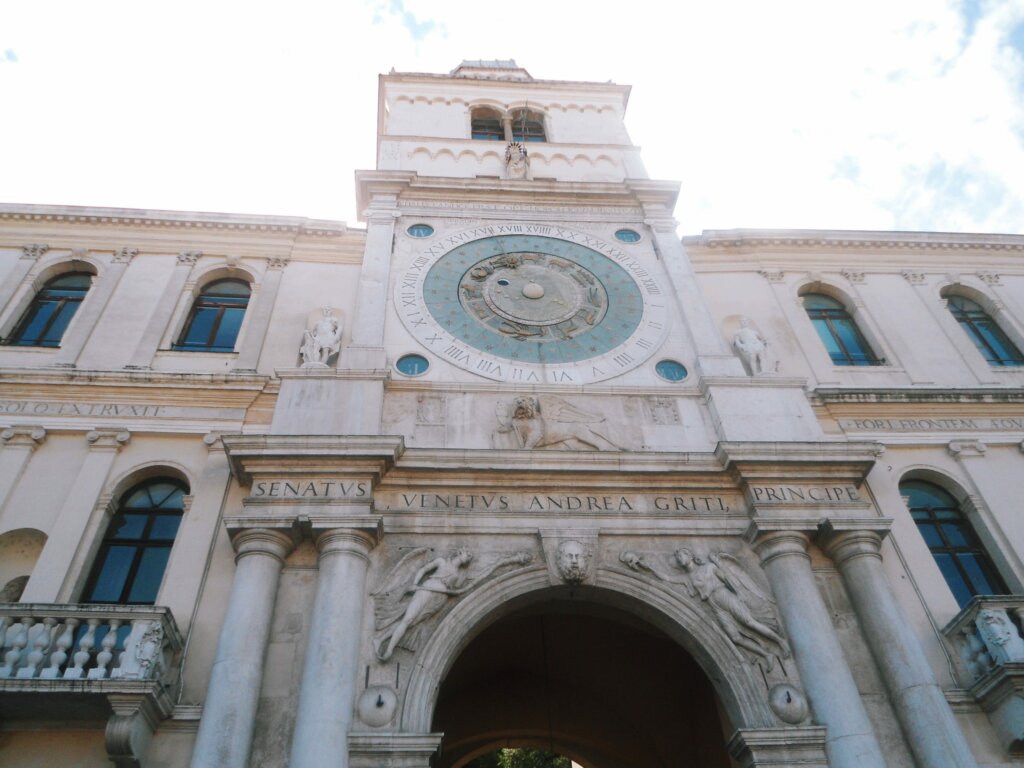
0;528;47;601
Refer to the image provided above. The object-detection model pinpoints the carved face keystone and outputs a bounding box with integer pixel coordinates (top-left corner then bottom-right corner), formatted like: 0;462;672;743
556;540;591;584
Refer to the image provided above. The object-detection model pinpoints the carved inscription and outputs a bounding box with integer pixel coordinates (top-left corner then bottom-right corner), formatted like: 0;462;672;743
251;479;369;499
378;492;735;514
749;485;860;504
840;417;1024;432
0;401;166;417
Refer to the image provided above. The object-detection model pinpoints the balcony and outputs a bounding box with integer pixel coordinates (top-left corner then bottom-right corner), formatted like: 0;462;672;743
943;595;1024;754
0;603;183;766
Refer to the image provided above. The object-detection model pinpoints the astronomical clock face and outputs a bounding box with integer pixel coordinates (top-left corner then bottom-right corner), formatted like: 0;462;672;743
395;228;669;384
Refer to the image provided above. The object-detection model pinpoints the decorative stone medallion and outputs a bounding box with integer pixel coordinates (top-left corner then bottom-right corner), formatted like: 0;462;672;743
396;228;670;383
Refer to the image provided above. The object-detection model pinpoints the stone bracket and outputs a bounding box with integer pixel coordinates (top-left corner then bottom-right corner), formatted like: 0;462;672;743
105;689;173;768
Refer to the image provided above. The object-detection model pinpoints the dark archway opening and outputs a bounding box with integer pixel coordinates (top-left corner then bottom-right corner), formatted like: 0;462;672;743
432;597;734;768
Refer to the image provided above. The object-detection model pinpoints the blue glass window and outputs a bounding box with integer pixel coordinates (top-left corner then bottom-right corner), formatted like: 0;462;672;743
947;296;1024;367
471;108;504;141
83;479;186;605
615;229;641;243
803;294;880;366
655;359;688;382
510;109;545;142
396;353;429;376
407;224;434;238
174;279;250;352
4;272;92;347
901;480;1007;608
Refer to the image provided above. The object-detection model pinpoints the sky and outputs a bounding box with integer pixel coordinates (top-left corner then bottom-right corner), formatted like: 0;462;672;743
2;0;1024;235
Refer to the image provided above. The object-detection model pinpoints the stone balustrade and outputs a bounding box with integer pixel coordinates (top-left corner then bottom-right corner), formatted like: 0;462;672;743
943;595;1024;754
0;603;182;686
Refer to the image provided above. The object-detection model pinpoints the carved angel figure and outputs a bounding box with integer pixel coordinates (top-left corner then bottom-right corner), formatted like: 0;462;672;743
300;307;343;367
733;317;768;376
621;548;790;669
493;396;623;451
373;548;532;661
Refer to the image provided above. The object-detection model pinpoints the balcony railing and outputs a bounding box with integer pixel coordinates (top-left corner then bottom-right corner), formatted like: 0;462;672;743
0;603;182;687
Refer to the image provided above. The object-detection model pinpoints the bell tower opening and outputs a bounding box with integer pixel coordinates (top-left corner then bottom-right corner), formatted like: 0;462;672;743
432;596;734;768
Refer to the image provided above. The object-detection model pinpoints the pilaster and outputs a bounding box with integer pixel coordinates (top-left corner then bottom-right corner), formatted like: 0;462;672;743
233;256;287;372
0;425;46;514
21;429;130;603
125;251;200;369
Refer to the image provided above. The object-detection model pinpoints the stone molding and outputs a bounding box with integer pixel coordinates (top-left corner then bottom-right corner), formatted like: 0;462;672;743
86;429;131;451
686;229;1024;252
0;425;46;448
727;726;828;768
347;733;443;768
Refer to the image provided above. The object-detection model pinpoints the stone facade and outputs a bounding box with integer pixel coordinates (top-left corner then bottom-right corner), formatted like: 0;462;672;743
1;61;1023;768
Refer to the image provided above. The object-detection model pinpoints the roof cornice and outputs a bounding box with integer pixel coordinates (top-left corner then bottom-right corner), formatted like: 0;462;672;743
0;203;356;238
683;228;1024;251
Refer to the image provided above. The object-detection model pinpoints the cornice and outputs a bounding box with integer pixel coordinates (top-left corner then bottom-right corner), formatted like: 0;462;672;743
0;204;355;238
683;228;1024;252
0;367;268;393
812;388;1024;405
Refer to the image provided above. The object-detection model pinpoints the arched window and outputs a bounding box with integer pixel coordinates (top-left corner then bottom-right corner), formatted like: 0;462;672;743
802;293;880;366
901;479;1007;608
947;295;1024;367
471;107;504;141
174;278;250;352
82;478;186;605
510;108;546;142
3;272;92;347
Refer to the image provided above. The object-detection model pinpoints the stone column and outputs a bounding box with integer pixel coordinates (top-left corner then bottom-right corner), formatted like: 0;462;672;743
21;429;130;603
752;530;887;768
0;426;45;515
822;526;978;768
289;527;378;768
0;244;48;322
125;251;200;369
52;248;135;367
190;527;296;768
233;256;287;372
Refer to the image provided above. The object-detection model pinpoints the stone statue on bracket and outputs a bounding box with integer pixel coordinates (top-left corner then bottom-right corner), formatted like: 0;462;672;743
300;307;343;368
372;547;532;662
493;396;623;451
505;141;530;180
620;548;790;670
732;317;769;376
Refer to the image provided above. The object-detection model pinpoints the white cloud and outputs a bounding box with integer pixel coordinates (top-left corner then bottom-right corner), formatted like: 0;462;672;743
0;0;1022;233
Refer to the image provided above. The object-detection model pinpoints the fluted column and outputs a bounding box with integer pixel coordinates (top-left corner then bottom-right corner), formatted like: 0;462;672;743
190;527;296;768
822;526;978;768
289;528;377;768
753;530;887;768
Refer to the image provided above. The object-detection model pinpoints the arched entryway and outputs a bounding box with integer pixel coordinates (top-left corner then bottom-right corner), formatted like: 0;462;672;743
432;596;734;768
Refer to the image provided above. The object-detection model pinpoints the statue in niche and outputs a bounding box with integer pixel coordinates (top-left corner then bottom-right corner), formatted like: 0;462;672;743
493;396;623;451
732;317;769;376
373;547;532;661
620;548;790;670
555;539;592;584
300;306;343;368
505;141;530;180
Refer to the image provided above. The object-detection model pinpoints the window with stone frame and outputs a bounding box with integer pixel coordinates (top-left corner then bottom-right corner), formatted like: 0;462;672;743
82;478;186;605
3;271;93;347
471;107;504;140
173;278;250;352
802;293;881;366
946;295;1024;367
901;479;1008;608
510;108;546;142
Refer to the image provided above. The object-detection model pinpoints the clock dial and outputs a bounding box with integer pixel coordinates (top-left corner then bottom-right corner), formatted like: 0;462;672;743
397;229;668;384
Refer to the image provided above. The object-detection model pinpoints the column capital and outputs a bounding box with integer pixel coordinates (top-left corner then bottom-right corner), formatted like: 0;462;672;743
112;247;139;263
747;527;811;567
1;425;46;449
229;527;298;565
86;429;131;452
177;250;202;266
21;243;49;260
818;521;889;568
314;525;380;562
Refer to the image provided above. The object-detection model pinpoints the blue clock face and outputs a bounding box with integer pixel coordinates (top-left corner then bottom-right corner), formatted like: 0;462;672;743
422;235;644;365
396;228;669;384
